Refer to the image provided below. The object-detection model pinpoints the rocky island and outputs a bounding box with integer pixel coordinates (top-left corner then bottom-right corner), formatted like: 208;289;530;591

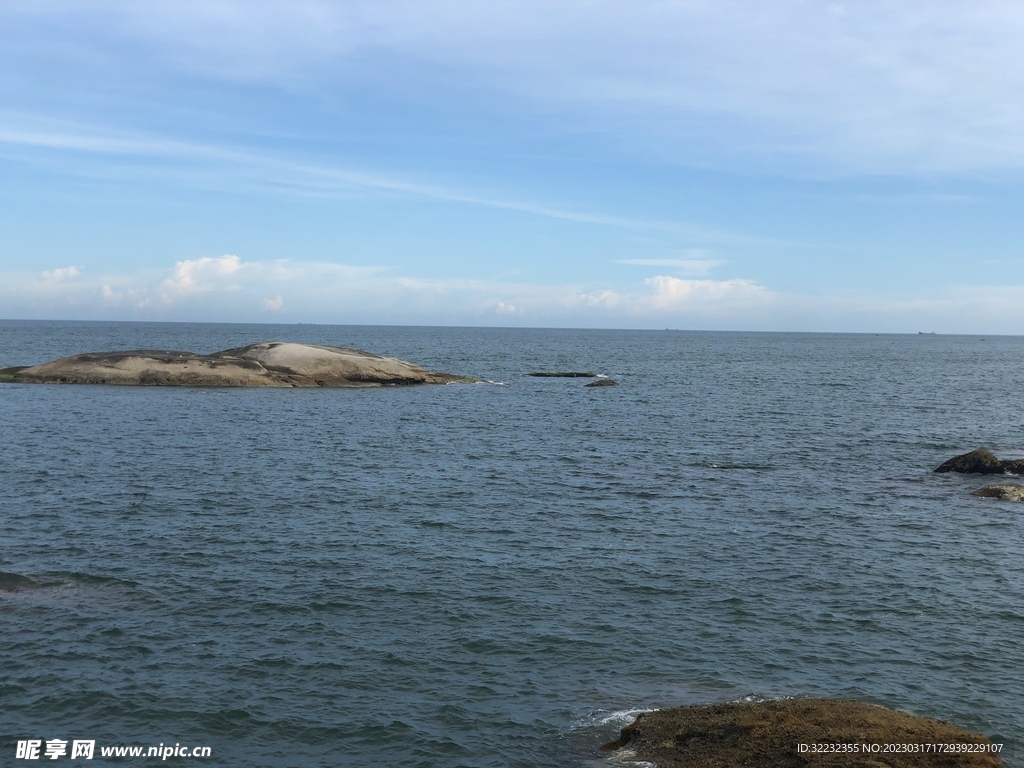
602;699;1004;767
0;341;474;388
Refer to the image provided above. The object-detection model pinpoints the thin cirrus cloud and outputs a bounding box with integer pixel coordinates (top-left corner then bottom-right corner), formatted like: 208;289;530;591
6;1;1024;174
0;118;779;245
617;258;727;275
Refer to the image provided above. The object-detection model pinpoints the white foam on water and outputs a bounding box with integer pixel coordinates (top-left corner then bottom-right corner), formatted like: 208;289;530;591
579;748;656;768
600;749;656;768
583;707;654;728
734;693;795;704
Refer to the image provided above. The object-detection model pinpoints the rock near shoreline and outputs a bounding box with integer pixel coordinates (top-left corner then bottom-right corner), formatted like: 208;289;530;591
934;449;1024;476
972;484;1024;501
0;342;473;388
602;699;1004;768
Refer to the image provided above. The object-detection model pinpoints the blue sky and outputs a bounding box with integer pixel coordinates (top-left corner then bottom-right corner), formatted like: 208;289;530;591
2;1;1023;331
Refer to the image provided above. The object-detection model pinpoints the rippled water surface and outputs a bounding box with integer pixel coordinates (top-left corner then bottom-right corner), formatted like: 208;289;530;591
2;321;1023;766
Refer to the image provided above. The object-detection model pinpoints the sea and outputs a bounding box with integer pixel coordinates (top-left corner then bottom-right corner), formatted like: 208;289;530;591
2;320;1022;767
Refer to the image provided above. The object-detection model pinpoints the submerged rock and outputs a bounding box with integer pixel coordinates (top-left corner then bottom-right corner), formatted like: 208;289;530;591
585;378;618;387
0;572;40;592
0;342;474;388
972;484;1024;501
935;449;1004;474
526;371;596;378
602;699;1004;768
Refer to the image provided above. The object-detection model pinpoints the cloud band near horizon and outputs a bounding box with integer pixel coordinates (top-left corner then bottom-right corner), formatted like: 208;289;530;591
3;255;1023;335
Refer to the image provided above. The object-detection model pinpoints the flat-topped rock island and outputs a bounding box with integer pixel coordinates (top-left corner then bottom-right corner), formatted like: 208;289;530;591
0;341;474;388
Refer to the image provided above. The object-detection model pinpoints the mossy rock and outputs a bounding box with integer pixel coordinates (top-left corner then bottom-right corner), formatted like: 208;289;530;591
935;450;1024;475
935;449;1003;474
972;484;1024;501
602;699;1004;768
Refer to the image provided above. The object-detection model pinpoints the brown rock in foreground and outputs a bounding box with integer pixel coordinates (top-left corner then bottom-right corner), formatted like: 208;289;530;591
585;378;618;387
0;342;474;388
602;699;1004;768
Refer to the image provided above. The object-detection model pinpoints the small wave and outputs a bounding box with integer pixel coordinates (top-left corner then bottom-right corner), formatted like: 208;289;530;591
581;707;653;729
733;692;794;704
0;572;139;595
53;571;138;587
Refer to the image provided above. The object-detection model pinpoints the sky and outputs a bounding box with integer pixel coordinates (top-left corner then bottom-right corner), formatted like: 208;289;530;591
1;0;1023;332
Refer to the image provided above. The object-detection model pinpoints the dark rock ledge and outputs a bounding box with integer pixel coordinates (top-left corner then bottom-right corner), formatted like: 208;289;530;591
601;699;1004;768
0;342;475;388
934;449;1024;475
526;371;597;377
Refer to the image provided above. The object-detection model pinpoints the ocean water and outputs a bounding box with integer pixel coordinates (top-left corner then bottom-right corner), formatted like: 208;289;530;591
1;320;1022;767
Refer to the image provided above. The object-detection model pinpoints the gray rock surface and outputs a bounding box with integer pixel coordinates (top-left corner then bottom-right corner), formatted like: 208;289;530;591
585;379;618;387
972;484;1024;501
0;342;473;388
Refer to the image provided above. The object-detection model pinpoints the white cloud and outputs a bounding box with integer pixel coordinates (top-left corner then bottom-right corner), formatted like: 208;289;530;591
643;276;770;311
40;266;81;281
2;255;1023;333
159;254;244;298
570;289;622;309
492;301;516;314
100;282;150;310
